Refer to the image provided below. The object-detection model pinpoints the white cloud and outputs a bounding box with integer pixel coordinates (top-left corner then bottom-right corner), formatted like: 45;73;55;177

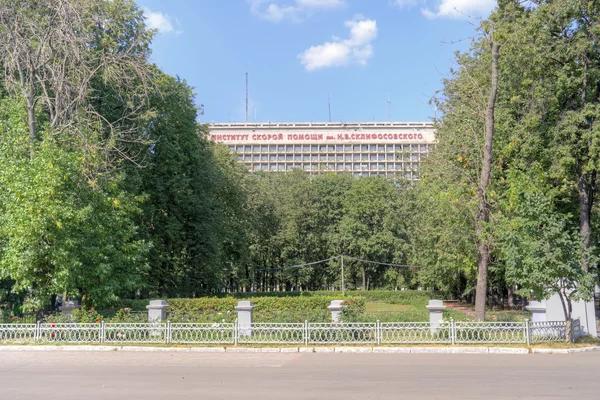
298;16;377;71
421;0;496;19
296;0;344;7
391;0;421;8
143;7;181;34
249;0;345;23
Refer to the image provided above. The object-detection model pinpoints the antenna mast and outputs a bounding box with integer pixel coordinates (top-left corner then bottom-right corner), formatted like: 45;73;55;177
387;94;391;122
245;73;249;123
328;94;332;122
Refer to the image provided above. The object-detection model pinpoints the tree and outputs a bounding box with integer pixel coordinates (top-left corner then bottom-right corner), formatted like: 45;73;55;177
500;187;595;341
0;96;148;310
0;0;153;157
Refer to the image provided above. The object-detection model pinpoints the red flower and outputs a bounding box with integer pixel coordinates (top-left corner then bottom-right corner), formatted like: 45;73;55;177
88;311;93;315
91;306;94;309
95;319;100;323
51;323;55;328
9;315;13;319
51;333;55;338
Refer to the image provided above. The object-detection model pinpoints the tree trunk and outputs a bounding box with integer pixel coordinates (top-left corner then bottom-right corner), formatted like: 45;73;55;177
577;169;592;271
362;267;366;290
507;286;515;309
474;41;500;322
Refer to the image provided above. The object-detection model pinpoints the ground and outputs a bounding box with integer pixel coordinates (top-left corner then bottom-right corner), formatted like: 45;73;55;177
1;351;598;399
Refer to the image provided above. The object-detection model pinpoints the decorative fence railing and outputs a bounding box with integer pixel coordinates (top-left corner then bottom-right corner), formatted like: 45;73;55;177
0;319;574;345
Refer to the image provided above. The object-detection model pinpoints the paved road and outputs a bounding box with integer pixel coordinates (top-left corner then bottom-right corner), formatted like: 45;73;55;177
0;351;598;399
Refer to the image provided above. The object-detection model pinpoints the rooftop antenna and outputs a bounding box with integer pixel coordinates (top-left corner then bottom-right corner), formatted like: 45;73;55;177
245;72;249;123
328;94;332;122
387;94;391;122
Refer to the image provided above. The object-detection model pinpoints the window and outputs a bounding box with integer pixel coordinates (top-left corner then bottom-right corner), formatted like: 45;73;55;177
253;155;260;161
286;154;293;160
303;145;310;152
269;155;276;161
269;145;277;152
260;145;268;152
362;154;369;161
261;155;268;161
386;145;395;152
378;154;385;161
327;145;335;152
386;154;394;160
353;145;360;151
378;145;385;151
278;145;285;152
344;145;352;151
244;145;251;152
370;154;377;161
364;145;371;151
294;145;302;152
303;154;310;161
286;145;293;152
311;145;318;152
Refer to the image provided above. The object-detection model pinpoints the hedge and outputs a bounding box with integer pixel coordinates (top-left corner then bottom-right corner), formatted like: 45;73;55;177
215;290;432;305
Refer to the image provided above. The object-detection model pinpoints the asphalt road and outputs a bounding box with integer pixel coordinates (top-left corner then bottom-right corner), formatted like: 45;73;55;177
0;351;598;399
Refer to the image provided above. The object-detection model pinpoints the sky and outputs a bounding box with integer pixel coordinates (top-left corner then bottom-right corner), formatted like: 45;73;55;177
139;0;496;123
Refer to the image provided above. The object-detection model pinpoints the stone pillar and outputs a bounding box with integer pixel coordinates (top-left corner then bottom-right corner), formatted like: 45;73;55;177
328;300;344;323
525;300;546;323
426;300;446;335
146;300;168;323
59;299;80;316
235;300;255;337
526;300;547;339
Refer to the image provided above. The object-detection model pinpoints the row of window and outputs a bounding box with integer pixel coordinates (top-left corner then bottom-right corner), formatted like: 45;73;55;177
248;163;420;172
228;144;432;153
238;154;422;162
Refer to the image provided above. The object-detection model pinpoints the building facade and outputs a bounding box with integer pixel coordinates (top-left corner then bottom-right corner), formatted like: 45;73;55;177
208;121;435;180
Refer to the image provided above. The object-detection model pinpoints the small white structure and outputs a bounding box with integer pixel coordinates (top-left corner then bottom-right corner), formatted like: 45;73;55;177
235;300;255;337
146;299;168;322
426;300;446;335
526;294;597;337
328;300;344;323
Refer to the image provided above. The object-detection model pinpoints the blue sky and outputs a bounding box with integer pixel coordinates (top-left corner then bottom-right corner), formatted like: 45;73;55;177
139;0;496;123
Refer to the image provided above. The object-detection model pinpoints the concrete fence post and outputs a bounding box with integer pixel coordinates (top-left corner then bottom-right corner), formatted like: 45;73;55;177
146;300;168;323
525;300;546;339
426;300;446;335
328;300;344;323
235;300;255;337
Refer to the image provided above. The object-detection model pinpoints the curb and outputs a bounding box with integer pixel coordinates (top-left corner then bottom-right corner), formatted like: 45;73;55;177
531;346;600;354
0;345;531;354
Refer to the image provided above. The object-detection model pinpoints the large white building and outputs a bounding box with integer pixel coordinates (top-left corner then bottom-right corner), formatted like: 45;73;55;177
209;121;435;180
